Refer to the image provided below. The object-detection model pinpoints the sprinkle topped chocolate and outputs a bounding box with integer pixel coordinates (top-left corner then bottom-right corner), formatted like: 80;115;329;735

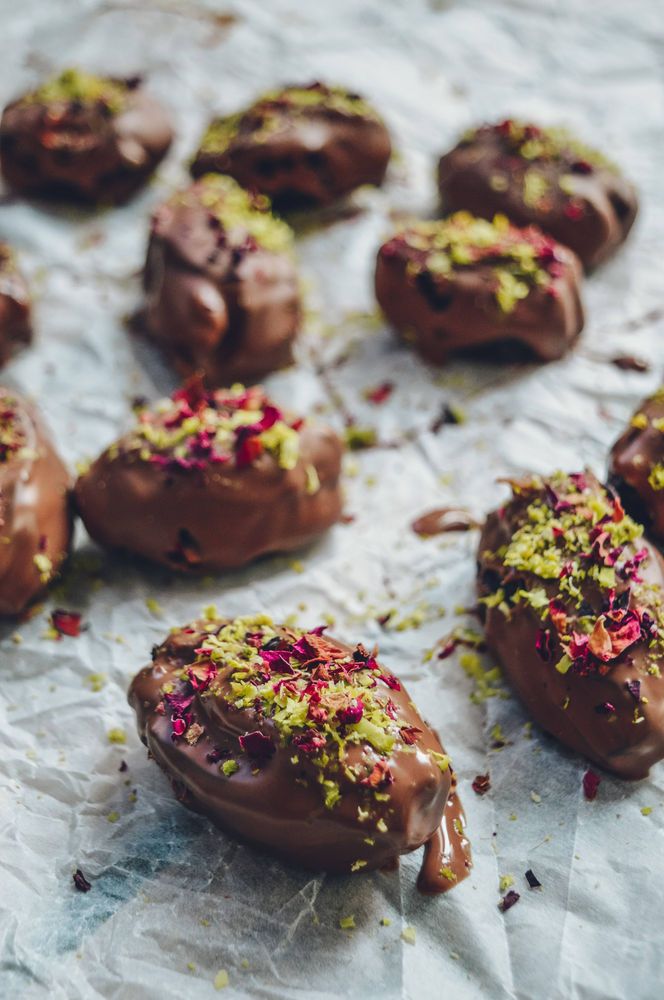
129;615;471;888
478;471;664;777
123;378;303;473
0;390;27;462
197;82;382;159
610;388;664;542
191;81;391;210
438;119;638;269
0;245;32;367
380;212;564;314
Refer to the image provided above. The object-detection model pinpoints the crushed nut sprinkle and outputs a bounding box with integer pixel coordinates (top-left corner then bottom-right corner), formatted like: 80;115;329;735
380;212;567;313
463;119;618;175
481;471;664;678
26;68;130;115
167;174;294;256
157;615;441;815
119;377;304;473
199;81;381;156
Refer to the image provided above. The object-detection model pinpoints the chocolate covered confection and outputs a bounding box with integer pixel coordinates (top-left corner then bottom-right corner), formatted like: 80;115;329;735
375;212;584;365
129;615;471;891
75;378;343;572
437;119;638;270
0;246;31;367
0;387;71;615
190;82;391;210
478;471;664;779
143;174;300;385
609;388;664;541
0;68;173;203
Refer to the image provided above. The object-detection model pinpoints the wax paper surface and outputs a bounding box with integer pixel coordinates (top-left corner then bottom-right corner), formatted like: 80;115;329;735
1;1;663;997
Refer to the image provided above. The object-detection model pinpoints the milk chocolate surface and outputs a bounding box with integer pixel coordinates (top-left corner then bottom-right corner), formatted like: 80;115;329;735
478;471;664;778
0;387;71;615
75;379;343;572
375;212;584;365
129;615;471;889
438;120;638;269
0;68;173;203
143;174;300;385
610;388;664;541
191;82;391;210
0;246;31;367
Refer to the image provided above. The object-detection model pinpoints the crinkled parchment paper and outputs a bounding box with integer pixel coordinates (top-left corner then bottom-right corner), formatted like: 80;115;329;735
1;1;664;997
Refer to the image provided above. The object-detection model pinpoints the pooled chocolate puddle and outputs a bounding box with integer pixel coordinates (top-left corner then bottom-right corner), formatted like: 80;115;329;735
412;508;480;537
129;617;472;893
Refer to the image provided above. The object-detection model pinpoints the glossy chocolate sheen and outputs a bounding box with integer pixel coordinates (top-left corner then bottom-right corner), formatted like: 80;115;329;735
0;388;72;615
610;390;664;541
478;472;664;778
0;247;31;367
129;618;471;889
74;386;343;572
0;72;173;204
191;83;391;210
143;178;300;385
375;219;584;365
438;121;638;270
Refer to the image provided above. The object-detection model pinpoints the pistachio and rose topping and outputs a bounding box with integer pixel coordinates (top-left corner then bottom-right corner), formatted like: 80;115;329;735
380;212;569;314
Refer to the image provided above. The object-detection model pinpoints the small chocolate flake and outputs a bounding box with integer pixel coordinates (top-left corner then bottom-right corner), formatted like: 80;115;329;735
611;355;650;374
118;760;128;773
73;868;91;892
525;869;542;889
498;890;520;912
472;773;491;796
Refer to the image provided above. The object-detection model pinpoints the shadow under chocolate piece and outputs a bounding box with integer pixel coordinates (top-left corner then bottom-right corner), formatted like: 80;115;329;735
129;615;471;891
478;471;664;779
0;68;173;204
74;378;342;572
610;388;664;541
0;245;31;367
191;82;391;211
143;174;300;385
0;387;72;615
375;212;584;365
438;120;638;270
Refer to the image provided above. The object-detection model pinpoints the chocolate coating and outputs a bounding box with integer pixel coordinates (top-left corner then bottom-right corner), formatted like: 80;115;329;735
609;389;664;541
191;82;391;210
375;213;584;365
438;120;638;270
0;246;31;367
143;174;300;385
0;387;71;615
75;380;343;572
478;471;664;779
129;615;471;889
0;69;173;203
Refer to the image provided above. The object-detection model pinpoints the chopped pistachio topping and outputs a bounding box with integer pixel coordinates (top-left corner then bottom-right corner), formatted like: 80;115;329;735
199;82;381;156
0;391;27;463
465;118;619;174
119;378;303;472
175;174;293;255
648;463;664;491
27;68;129;114
159;615;441;816
381;212;563;314
483;471;664;678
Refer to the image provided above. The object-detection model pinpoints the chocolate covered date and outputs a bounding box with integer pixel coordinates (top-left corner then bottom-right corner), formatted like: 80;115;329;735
610;388;664;541
0;387;71;615
375;212;584;365
75;378;343;572
478;471;664;778
191;82;391;210
0;68;173;203
438;120;638;270
129;615;471;891
142;174;300;385
0;246;31;367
